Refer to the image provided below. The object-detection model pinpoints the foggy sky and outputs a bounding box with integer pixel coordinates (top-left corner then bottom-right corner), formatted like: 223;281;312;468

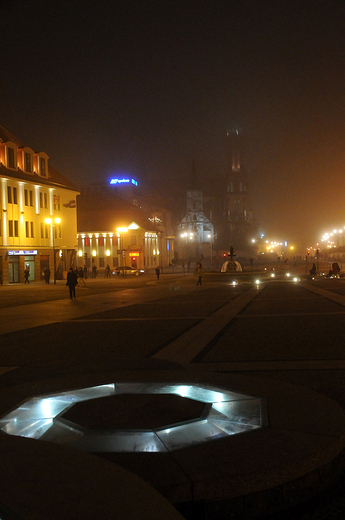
1;0;345;245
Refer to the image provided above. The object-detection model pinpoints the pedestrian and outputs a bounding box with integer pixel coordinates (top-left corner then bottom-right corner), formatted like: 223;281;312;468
105;264;110;278
24;267;30;284
78;266;86;285
92;264;97;278
44;267;50;284
83;265;88;279
66;267;78;299
196;263;204;286
155;266;160;280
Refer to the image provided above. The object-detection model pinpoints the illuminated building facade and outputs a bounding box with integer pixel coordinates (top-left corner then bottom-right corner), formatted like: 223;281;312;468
77;188;163;273
0;126;79;283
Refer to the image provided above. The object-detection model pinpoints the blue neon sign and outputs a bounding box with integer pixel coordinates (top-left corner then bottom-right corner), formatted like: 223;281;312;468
110;178;138;186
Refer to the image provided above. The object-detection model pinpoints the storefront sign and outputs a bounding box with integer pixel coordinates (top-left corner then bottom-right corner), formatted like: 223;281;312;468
9;250;38;256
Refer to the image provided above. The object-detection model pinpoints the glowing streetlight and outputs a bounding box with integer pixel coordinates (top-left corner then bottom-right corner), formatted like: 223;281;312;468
45;217;61;284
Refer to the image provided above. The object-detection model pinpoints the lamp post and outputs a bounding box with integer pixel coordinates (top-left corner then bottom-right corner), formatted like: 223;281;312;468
45;217;61;284
208;234;213;265
116;227;128;276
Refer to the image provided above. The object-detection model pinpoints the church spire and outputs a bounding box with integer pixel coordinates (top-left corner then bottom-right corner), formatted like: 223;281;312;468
189;156;200;190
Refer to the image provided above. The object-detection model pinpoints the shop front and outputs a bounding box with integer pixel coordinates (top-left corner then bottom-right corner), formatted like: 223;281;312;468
8;250;37;283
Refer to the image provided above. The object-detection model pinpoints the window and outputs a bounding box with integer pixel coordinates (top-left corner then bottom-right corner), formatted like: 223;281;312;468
41;223;49;239
24;189;28;206
53;195;60;210
14;220;19;237
8;220;13;237
99;258;105;268
40;158;46;176
54;226;62;239
112;236;117;246
7;186;12;204
25;153;32;173
29;190;33;206
40;192;43;208
84;237;90;246
113;257;118;267
7;147;15;169
30;222;34;237
98;237;104;246
13;187;17;204
25;221;29;237
44;193;48;208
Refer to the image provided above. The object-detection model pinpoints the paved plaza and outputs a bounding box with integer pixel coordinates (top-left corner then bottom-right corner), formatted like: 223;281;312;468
1;272;345;519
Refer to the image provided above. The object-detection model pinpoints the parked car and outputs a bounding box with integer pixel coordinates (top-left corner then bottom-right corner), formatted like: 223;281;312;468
112;266;145;276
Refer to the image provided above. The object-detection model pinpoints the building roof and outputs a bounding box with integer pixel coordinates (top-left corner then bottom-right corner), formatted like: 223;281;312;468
0;125;79;192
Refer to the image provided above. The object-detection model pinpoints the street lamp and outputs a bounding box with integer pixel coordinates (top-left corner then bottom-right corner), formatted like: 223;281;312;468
207;234;213;265
116;227;128;275
45;217;61;284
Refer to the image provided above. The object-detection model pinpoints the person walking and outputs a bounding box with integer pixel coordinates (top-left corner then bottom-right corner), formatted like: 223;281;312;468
78;266;86;285
196;263;204;286
105;264;110;278
44;267;51;284
155;266;160;280
66;267;78;299
24;267;30;284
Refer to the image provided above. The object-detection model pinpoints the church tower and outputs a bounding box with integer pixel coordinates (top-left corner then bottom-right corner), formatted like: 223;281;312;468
224;127;251;238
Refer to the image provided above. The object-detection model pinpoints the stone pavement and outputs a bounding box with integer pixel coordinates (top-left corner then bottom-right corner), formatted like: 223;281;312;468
1;274;345;519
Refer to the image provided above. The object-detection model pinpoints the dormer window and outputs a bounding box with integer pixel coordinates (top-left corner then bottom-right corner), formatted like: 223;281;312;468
25;152;32;173
7;147;15;168
17;146;34;173
40;157;46;177
33;151;49;177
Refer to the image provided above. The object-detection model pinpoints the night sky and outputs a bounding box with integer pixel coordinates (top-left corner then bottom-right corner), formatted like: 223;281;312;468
1;0;345;245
